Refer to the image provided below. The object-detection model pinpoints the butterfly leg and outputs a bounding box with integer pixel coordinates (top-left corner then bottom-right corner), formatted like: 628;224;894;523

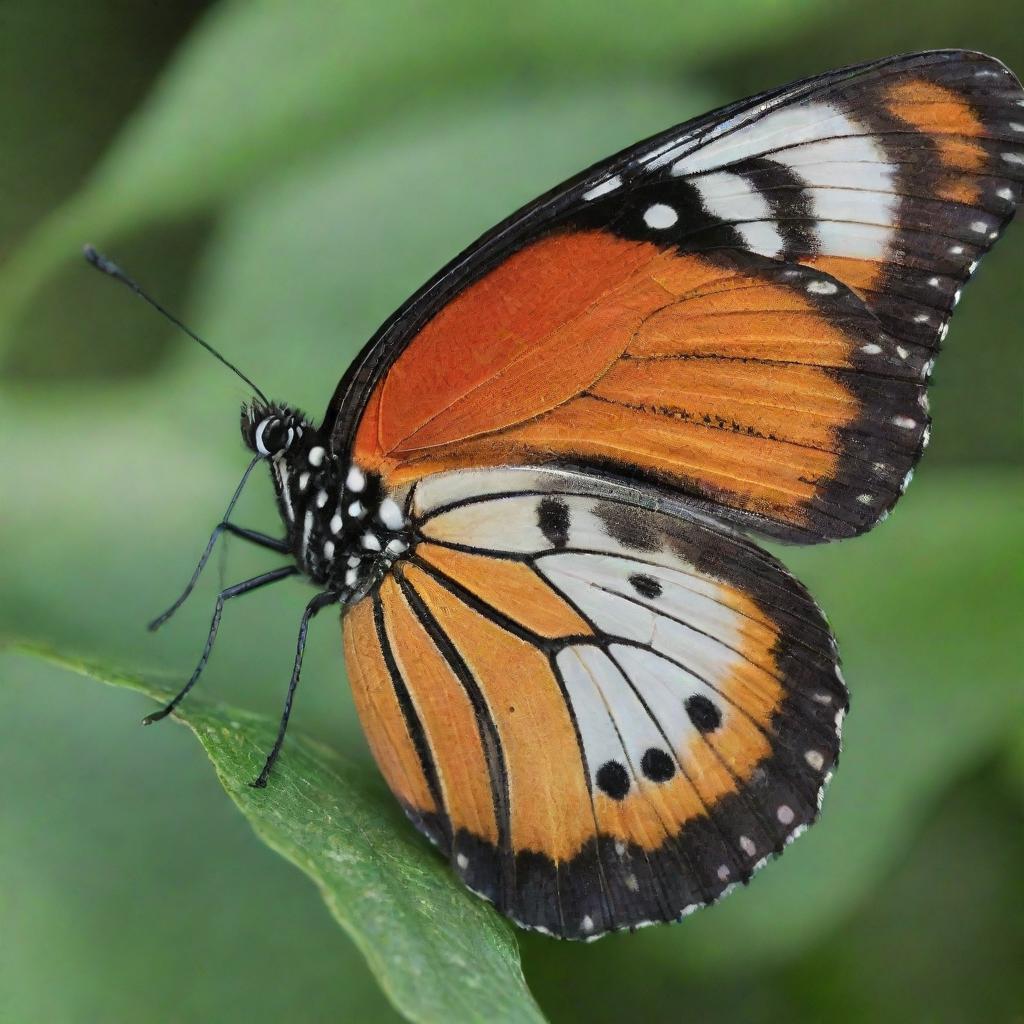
250;590;338;789
149;523;291;632
143;565;298;726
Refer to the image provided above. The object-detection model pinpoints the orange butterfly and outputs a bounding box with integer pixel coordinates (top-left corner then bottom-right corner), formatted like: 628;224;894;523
91;50;1023;939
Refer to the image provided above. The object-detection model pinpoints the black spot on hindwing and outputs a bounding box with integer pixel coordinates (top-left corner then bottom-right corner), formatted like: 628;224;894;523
537;497;570;548
596;760;630;800
685;694;722;733
640;747;676;783
628;572;662;599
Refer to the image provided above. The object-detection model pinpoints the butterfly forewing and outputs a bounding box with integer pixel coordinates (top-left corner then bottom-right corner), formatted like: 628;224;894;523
331;50;1022;544
342;468;846;938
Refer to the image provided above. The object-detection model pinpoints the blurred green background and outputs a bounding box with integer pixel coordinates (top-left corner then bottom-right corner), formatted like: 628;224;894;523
1;2;1021;1022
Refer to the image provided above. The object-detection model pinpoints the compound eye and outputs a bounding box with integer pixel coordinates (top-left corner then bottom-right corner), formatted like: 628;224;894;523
255;417;293;457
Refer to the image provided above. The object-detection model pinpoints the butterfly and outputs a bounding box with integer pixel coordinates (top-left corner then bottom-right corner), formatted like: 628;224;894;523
89;49;1023;940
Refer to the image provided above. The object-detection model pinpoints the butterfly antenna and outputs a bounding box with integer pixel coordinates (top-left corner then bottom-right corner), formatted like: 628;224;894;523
83;244;270;404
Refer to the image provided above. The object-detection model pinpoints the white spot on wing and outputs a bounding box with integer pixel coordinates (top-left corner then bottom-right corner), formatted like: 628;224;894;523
643;203;678;229
693;171;784;258
308;446;325;467
806;279;838;295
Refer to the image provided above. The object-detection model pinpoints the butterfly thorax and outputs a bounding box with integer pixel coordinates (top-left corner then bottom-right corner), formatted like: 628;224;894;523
241;401;410;597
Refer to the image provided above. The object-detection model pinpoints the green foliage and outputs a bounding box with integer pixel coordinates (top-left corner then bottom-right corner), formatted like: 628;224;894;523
8;646;544;1024
0;0;819;343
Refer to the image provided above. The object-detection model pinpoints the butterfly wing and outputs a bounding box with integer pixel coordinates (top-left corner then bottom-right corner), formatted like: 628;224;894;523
342;467;846;938
327;50;1023;543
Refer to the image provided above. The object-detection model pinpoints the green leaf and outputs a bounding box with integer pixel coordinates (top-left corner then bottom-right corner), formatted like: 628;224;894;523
0;0;820;340
11;646;546;1024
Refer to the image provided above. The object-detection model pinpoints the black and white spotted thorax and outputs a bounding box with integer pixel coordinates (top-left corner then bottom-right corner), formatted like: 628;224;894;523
241;402;411;597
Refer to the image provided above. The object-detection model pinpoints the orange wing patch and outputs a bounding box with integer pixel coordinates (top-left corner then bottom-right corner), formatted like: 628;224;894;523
378;576;500;843
403;562;595;861
342;598;437;816
884;78;987;203
355;231;663;460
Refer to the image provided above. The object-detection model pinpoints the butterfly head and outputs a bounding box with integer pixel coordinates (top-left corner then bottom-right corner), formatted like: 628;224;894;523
241;400;312;459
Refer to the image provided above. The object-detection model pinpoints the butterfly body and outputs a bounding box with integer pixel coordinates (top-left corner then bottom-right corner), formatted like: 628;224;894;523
133;50;1022;939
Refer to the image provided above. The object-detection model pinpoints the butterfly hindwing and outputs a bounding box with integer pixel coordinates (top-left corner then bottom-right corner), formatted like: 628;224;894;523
332;50;1022;544
342;467;847;938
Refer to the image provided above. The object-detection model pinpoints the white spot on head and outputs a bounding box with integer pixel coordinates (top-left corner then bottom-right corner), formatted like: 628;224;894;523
913;313;930;324
857;493;873;505
717;864;730;882
997;186;1014;201
970;220;988;233
896;345;909;360
581;915;595;933
346;465;366;492
892;414;917;430
928;276;942;287
330;513;343;535
307;446;325;467
456;853;469;870
643;203;678;229
323;539;335;560
740;835;756;857
806;279;838;295
861;343;882;355
777;804;795;825
873;461;888;473
949;245;964;255
582;175;622;201
812;692;833;705
378;497;404;530
625;874;640;892
316;489;328;509
361;532;382;552
805;749;825;771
